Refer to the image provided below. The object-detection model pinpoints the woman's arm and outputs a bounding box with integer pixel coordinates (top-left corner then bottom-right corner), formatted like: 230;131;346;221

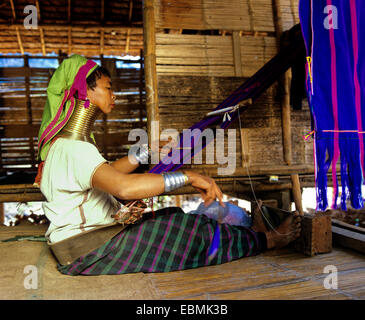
92;163;224;206
109;156;139;174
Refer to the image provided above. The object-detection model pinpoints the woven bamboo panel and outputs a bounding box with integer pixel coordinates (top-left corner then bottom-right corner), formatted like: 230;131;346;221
154;0;299;32
157;75;313;168
154;0;271;32
280;0;301;32
156;34;277;77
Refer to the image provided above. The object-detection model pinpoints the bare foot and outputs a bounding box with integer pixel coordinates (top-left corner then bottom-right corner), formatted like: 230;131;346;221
265;211;302;249
251;200;269;233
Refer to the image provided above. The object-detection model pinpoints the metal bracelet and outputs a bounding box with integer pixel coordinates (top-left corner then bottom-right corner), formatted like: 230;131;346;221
162;172;189;193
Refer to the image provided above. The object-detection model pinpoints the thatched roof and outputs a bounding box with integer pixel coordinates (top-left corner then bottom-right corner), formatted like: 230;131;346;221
0;0;144;56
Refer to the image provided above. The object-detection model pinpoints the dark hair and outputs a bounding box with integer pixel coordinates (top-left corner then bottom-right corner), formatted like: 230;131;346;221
86;66;111;90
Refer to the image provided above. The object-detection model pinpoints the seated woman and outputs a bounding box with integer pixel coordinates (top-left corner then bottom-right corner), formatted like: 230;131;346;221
36;54;301;276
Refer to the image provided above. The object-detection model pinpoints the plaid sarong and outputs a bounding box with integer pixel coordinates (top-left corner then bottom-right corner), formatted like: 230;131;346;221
57;207;266;275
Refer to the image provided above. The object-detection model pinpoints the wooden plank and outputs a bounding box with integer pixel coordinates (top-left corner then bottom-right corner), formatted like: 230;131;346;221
332;225;365;255
332;219;365;235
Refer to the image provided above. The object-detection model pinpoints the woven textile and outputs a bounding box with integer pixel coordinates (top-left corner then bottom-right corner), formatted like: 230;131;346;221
299;0;365;210
58;207;265;275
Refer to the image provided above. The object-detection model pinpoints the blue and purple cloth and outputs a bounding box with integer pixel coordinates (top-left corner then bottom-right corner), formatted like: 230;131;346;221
299;0;365;211
191;201;252;228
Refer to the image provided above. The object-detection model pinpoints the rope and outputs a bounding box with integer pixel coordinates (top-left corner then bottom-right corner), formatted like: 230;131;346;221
236;107;294;236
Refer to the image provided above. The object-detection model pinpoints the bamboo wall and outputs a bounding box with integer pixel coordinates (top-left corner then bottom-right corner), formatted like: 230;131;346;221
0;55;146;173
150;0;313;170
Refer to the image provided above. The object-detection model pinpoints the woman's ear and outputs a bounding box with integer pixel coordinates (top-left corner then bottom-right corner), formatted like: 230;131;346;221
86;87;96;104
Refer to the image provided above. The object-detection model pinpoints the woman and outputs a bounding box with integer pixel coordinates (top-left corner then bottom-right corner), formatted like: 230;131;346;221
36;54;301;275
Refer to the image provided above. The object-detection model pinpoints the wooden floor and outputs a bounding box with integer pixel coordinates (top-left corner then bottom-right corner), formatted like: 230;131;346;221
0;221;364;300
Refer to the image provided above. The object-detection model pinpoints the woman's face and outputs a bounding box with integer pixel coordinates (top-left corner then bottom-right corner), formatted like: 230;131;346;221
87;75;116;114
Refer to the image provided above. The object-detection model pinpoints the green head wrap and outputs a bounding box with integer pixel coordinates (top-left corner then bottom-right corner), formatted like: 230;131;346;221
37;54;99;161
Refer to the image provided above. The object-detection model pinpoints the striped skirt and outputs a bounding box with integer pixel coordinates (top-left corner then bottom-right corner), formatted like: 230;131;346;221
57;207;267;275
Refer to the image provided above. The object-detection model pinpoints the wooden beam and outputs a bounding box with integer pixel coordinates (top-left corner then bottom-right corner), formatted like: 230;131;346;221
232;31;243;77
9;0;16;20
3;23;141;32
128;0;133;22
247;0;255;32
35;0;41;21
143;0;160;145
125;0;133;54
100;27;104;55
125;28;131;54
281;71;293;164
23;56;36;169
10;0;24;55
240;128;249;166
190;164;316;177
15;26;24;55
39;27;46;55
0;203;4;226
139;49;144;127
101;0;104;22
68;0;71;23
35;0;46;55
68;26;72;55
332;225;365;255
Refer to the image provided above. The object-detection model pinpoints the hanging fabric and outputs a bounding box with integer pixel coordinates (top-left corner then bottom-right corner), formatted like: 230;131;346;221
299;0;365;211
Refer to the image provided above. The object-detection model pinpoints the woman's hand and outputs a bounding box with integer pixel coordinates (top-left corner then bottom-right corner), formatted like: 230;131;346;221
183;170;225;208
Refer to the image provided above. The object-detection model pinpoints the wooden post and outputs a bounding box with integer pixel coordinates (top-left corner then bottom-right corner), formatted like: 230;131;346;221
272;0;303;214
68;26;72;55
143;0;160;145
0;203;4;225
100;54;108;159
24;55;36;169
240;128;249;167
139;49;144;128
100;27;104;55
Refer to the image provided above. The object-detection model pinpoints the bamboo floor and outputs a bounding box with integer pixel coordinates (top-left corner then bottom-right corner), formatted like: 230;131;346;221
0;220;364;300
